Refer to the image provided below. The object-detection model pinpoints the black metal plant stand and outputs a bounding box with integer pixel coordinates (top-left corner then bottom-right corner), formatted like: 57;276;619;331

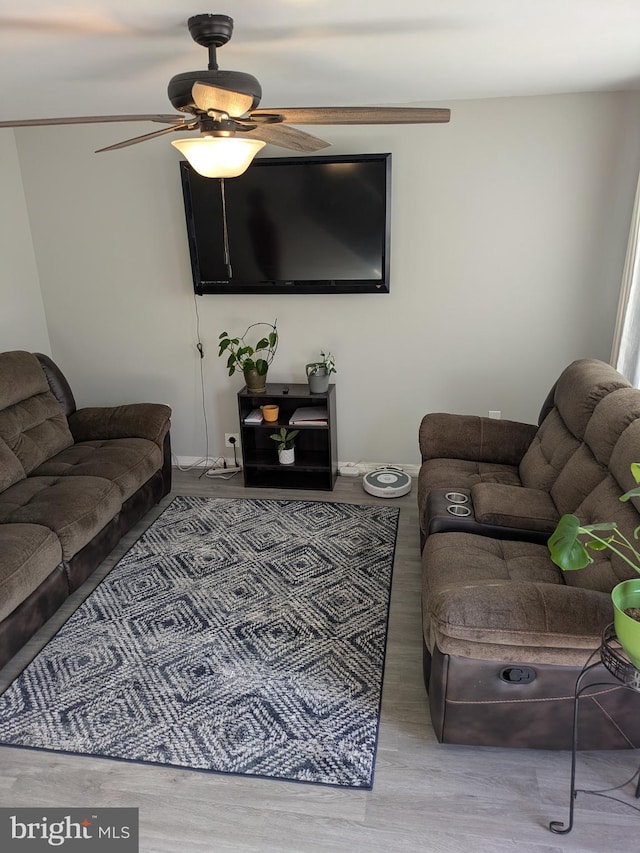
549;624;640;835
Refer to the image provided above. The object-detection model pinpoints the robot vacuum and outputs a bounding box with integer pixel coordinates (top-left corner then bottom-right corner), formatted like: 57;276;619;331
362;467;412;498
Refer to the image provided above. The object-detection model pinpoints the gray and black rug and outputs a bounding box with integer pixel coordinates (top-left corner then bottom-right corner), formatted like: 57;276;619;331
0;496;399;788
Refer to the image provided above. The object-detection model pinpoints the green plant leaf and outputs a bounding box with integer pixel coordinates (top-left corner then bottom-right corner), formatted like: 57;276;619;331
632;462;640;484
219;331;228;339
620;486;640;502
255;359;268;375
581;522;619;532
585;538;614;551
218;339;230;354
548;514;593;570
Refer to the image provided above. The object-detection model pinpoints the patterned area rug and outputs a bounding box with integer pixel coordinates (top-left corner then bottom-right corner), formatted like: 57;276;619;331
0;497;399;788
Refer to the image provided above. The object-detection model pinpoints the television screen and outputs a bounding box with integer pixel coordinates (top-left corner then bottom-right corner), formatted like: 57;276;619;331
179;152;391;294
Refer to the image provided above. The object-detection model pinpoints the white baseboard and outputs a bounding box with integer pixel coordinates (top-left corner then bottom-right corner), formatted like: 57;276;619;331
174;455;419;478
338;461;420;477
173;454;238;470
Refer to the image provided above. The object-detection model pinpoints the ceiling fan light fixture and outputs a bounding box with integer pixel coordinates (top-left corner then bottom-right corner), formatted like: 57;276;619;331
170;136;265;178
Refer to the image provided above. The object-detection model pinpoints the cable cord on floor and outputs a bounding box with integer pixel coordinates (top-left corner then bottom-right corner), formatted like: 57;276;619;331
171;452;226;472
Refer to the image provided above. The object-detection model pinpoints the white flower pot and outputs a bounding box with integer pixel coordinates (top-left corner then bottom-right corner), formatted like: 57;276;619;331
278;447;295;465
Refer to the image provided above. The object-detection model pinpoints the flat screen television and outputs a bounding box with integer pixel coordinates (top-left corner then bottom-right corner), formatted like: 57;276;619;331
179;152;391;294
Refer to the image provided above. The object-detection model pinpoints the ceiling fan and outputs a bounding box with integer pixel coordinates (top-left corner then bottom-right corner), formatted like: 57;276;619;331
0;13;451;177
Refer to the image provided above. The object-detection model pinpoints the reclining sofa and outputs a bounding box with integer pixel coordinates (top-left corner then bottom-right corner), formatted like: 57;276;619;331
0;350;172;669
418;358;640;750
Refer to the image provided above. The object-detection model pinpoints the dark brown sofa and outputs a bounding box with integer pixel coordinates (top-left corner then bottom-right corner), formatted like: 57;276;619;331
418;358;640;750
0;350;172;668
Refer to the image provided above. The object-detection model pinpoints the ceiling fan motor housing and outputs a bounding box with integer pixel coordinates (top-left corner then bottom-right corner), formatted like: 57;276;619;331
168;70;263;114
187;14;234;48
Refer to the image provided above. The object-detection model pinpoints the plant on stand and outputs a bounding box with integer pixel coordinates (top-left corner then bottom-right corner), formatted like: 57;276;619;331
305;351;336;394
548;462;640;667
270;427;299;465
218;320;278;394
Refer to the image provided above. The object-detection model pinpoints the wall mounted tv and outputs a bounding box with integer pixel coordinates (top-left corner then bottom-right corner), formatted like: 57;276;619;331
179;152;391;294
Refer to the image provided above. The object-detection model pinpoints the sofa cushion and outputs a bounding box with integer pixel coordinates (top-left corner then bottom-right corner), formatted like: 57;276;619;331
470;483;559;532
563;474;640;593
0;437;25;492
609;419;640;515
422;532;612;665
518;359;631;493
518;408;582;491
33;438;164;501
0;523;63;622
584;387;640;466
550;358;631;439
418;458;522;531
0;475;122;560
549;443;607;515
0;351;73;473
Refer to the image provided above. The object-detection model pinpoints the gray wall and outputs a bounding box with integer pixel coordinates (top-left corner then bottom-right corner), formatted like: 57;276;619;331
0;133;50;354
5;91;640;467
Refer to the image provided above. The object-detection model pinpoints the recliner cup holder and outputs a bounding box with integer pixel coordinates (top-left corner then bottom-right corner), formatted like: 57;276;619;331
447;504;471;517
445;492;468;504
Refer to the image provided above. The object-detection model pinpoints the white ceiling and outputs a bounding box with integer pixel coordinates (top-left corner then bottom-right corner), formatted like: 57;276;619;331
1;0;640;122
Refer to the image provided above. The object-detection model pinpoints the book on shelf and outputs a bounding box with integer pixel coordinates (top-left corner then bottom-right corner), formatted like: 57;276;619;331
243;408;264;424
288;406;328;425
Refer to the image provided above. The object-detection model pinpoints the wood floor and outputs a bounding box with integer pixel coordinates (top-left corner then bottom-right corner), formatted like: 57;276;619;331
0;470;638;852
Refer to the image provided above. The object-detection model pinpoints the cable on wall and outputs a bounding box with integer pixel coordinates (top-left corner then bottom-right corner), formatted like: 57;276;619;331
172;289;224;474
220;178;233;279
176;182;235;475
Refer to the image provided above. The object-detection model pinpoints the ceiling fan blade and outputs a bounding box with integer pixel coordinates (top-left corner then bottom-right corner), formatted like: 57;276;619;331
251;106;451;125
95;121;197;153
241;123;330;152
0;13;186;38
192;82;254;118
0;114;184;129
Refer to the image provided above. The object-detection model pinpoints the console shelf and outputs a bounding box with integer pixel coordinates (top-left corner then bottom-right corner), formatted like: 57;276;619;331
237;383;337;490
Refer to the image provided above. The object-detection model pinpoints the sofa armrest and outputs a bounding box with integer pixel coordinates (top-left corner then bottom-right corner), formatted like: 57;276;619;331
68;403;172;448
470;483;559;533
430;581;612;655
419;413;537;466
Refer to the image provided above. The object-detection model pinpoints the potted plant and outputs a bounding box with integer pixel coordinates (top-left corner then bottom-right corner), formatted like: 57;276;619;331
270;427;299;465
548;462;640;667
218;321;278;394
305;351;336;394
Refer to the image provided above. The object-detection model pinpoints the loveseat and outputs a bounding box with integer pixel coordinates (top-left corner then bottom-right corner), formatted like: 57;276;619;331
418;358;640;750
0;350;172;669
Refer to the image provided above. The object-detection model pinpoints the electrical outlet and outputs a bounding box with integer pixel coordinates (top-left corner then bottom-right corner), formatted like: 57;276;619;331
225;433;240;447
488;411;501;419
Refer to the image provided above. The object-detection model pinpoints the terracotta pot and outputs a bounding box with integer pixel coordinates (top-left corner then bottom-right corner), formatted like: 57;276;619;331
261;404;279;422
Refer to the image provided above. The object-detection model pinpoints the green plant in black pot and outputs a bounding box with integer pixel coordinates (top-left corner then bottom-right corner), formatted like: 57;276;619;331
218;320;278;393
